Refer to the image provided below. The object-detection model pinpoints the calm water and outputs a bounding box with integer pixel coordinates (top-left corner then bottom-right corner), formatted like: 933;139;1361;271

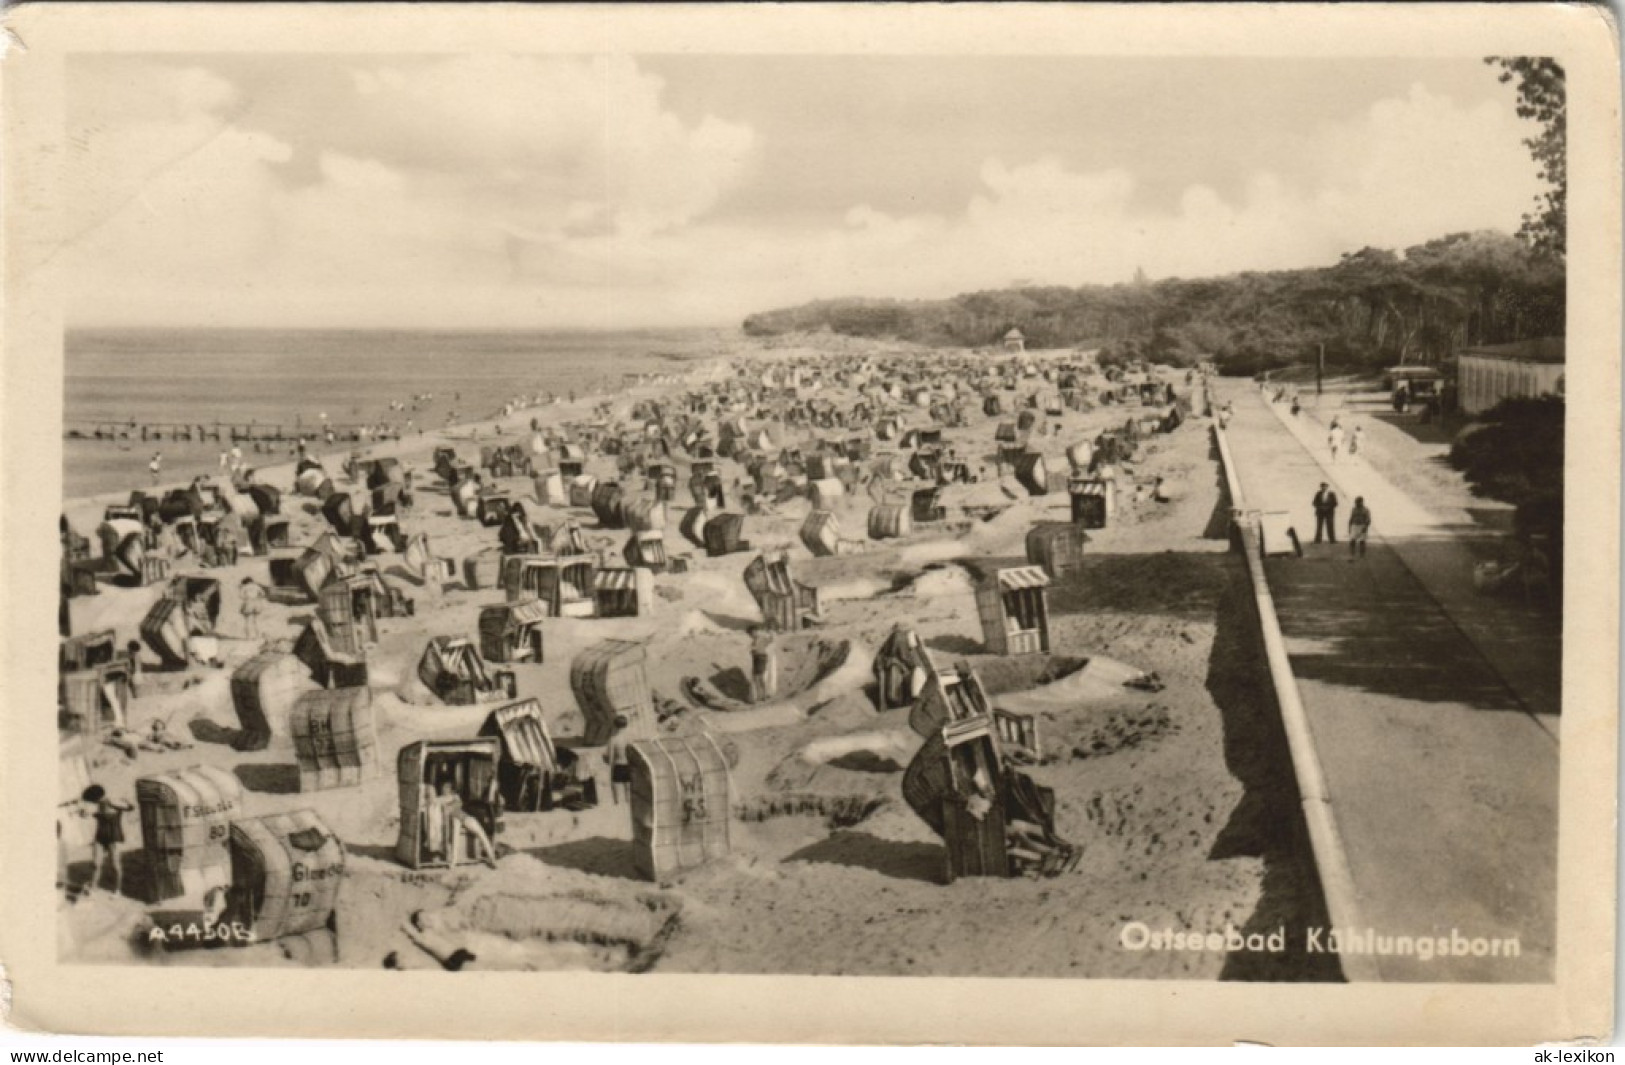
64;327;724;498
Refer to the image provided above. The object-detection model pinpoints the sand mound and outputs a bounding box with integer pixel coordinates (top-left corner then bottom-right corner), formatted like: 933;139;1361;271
402;890;683;973
391;674;439;706
377;688;491;735
682;638;854;713
148;671;234;726
809;577;890;602
965;651;1145;696
945;652;1090;695
905;565;975;600
797;729;919;772
681;571;765;621
896;539;971;567
801;640;870;702
367;656;406;690
676;610;730;636
694;703;805;733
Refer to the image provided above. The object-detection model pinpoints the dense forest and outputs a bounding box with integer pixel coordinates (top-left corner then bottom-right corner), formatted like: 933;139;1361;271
742;229;1565;377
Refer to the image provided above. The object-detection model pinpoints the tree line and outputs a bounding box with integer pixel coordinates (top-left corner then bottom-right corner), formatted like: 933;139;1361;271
742;229;1564;378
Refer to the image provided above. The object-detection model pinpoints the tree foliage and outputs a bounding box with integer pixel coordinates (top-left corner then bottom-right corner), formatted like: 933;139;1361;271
1449;397;1564;504
1447;396;1564;554
1487;57;1566;260
742;231;1564;376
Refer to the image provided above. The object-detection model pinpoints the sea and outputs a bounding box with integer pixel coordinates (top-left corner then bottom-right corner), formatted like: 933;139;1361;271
63;327;728;499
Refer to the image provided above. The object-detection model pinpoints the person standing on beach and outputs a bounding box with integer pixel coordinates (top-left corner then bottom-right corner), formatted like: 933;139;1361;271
84;785;133;896
1348;497;1372;559
749;626;778;703
149;452;162;485
125;640;145;694
1312;482;1339;544
604;715;632;805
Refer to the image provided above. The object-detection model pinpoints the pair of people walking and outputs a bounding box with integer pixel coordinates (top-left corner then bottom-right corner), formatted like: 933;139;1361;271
1326;418;1364;463
1312;482;1371;557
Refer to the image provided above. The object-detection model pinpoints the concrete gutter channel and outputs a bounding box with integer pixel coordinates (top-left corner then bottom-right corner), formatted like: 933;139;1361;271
1209;410;1381;983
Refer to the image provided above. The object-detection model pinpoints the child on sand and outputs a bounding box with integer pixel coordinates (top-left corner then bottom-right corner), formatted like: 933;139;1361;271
239;576;266;639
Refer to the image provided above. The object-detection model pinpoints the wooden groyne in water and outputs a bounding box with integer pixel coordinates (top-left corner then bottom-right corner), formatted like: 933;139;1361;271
64;421;406;444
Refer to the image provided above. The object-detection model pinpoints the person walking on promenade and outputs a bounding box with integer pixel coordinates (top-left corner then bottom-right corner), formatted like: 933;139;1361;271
1312;482;1339;544
1349;424;1365;458
1328;421;1345;463
1348;497;1371;559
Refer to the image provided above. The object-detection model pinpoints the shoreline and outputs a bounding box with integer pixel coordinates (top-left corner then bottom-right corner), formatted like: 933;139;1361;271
60;328;734;502
62;355;730;519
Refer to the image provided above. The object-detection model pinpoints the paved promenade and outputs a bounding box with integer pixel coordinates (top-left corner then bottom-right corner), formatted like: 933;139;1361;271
1216;380;1558;982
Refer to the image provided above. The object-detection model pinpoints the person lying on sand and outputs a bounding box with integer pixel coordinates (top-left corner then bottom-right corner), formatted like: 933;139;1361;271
141;719;193;752
103;728;141;761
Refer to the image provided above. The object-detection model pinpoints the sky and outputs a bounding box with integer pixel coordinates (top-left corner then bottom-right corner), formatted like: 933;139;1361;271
63;54;1548;330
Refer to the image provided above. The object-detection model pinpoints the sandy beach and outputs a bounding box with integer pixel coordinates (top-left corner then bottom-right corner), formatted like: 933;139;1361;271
57;332;1324;979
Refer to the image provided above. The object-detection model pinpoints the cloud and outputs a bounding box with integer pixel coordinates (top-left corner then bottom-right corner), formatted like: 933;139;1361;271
66;55;759;323
63;62;1543;328
302;54;757;238
62;59;294;297
693;81;1544;308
